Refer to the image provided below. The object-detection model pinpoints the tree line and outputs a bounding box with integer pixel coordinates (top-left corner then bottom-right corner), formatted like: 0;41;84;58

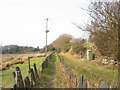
47;34;88;57
1;45;40;54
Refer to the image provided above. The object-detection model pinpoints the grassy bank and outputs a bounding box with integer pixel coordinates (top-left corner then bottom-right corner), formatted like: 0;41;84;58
60;53;118;88
37;53;63;88
1;56;45;88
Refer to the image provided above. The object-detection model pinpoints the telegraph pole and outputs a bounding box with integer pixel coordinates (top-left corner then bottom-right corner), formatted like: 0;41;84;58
45;18;49;56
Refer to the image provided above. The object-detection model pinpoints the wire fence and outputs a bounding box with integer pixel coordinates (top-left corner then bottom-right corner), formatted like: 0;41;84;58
7;52;54;89
1;52;118;88
1;56;46;88
57;53;118;88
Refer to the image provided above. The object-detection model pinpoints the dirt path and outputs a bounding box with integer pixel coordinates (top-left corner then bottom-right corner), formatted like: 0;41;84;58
34;52;118;88
34;53;77;88
34;54;57;88
56;57;70;88
34;53;67;88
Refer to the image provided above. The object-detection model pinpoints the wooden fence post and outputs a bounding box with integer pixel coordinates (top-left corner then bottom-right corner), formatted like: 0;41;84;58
31;68;36;83
34;63;39;78
50;54;52;59
80;75;84;88
24;76;31;89
12;72;16;84
15;66;24;88
13;84;18;90
83;79;87;89
28;57;31;72
45;59;47;68
28;70;33;87
76;77;78;88
47;55;50;61
41;62;44;73
41;53;53;73
46;58;48;68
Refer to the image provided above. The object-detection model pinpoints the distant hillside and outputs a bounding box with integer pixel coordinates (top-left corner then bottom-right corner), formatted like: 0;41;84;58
1;45;40;54
51;34;72;52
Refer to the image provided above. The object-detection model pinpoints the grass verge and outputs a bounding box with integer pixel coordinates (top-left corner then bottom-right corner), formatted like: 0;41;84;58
60;53;118;88
37;53;63;88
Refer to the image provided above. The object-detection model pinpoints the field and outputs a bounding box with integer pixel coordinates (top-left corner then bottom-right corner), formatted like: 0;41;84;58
1;53;46;70
1;54;45;88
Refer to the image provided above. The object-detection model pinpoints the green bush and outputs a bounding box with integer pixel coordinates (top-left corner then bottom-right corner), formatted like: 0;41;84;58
63;44;71;52
72;46;80;53
72;43;86;57
48;45;56;51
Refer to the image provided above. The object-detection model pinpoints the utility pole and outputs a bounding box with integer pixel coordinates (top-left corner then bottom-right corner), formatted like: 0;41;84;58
45;18;49;56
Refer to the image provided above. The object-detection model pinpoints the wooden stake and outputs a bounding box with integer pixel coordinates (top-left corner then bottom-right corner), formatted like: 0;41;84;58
15;66;24;88
34;63;39;78
24;76;31;89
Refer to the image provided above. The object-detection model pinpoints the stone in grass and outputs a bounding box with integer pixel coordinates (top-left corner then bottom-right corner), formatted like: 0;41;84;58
99;81;109;89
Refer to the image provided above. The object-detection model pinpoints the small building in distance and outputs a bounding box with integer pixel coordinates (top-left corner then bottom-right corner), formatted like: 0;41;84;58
86;49;93;60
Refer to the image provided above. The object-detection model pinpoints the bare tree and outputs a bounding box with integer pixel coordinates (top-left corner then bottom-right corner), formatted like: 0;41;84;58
76;1;119;59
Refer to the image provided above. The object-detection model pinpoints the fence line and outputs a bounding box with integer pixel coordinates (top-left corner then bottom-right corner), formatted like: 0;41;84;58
10;52;54;89
4;52;114;89
57;53;111;89
2;55;47;88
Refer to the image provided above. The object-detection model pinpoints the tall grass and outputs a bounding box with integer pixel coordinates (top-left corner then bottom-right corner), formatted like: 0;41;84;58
60;54;118;88
39;53;63;88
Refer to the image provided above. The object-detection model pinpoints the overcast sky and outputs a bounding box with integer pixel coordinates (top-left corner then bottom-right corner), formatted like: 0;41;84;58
0;0;90;48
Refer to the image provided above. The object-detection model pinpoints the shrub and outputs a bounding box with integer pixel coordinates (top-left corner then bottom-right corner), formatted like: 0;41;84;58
63;44;71;52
